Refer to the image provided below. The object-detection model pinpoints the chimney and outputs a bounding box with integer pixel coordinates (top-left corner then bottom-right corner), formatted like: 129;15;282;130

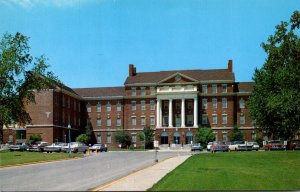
228;60;233;72
129;64;134;76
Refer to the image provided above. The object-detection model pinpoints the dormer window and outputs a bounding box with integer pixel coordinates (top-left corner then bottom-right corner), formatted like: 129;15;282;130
141;87;146;96
96;102;101;112
202;85;208;94
212;84;218;94
106;102;111;112
131;87;136;96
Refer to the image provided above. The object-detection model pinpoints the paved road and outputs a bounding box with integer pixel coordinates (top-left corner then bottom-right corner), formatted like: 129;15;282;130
0;151;190;191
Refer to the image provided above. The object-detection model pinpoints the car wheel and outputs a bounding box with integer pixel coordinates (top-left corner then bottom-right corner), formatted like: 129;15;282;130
105;149;107;152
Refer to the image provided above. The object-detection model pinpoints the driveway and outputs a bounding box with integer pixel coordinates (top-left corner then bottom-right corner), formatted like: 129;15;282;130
0;151;189;191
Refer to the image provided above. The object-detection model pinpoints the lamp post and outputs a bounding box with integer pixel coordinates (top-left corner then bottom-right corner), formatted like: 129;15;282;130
68;124;71;156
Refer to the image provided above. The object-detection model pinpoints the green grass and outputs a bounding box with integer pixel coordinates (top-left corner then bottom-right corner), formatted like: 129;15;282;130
0;150;83;166
149;151;300;191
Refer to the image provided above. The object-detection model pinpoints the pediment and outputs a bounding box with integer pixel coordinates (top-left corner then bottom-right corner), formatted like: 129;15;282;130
158;72;198;84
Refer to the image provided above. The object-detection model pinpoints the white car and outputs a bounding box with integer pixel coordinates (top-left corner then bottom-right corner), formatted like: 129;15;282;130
207;142;213;151
62;142;88;153
229;141;253;151
248;142;260;151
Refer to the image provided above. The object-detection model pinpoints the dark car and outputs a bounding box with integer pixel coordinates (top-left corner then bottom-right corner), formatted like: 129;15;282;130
89;144;108;152
191;143;203;151
263;140;287;151
211;141;229;152
287;140;300;150
8;143;28;151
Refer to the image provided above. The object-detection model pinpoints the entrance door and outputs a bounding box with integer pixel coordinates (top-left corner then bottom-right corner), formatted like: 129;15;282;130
161;132;168;144
173;132;180;144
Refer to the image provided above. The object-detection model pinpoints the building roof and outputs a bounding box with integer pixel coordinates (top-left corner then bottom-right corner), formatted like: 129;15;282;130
73;87;125;98
125;69;235;84
237;82;255;92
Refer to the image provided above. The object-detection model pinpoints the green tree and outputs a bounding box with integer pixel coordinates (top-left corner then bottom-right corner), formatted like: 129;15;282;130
139;126;154;149
195;127;215;147
229;125;244;141
0;32;58;142
248;11;300;140
76;134;89;144
28;133;42;144
114;130;131;148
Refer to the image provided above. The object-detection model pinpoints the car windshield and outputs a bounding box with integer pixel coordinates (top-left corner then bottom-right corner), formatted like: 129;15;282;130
233;141;244;144
93;144;102;146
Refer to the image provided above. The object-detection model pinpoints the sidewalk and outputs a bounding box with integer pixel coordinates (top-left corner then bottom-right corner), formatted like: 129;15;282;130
93;154;190;191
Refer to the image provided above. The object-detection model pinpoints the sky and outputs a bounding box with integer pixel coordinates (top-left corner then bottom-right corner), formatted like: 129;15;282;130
0;0;299;88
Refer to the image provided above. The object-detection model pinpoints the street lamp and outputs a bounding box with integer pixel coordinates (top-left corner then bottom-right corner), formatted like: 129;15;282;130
68;124;71;156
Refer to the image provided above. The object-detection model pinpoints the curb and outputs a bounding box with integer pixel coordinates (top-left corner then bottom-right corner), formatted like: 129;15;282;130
89;156;175;191
0;156;83;169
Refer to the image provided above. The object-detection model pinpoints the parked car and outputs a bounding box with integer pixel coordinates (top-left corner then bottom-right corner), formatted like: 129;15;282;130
8;143;29;151
207;142;213;151
263;140;287;151
229;141;253;151
211;141;229;152
28;141;49;152
89;144;108;152
62;142;89;153
191;143;203;151
287;140;300;150
44;142;67;153
248;142;260;151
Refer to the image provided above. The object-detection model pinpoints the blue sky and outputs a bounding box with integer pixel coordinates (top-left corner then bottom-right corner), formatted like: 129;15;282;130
1;0;299;88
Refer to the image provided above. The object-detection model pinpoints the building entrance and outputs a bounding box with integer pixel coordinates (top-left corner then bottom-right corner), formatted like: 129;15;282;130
173;132;180;144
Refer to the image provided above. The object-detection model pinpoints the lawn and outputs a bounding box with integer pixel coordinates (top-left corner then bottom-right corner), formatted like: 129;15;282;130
149;151;300;191
0;150;83;166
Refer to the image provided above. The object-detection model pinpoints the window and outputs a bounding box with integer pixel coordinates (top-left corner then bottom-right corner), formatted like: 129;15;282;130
107;118;111;126
96;118;101;127
175;100;181;109
62;111;65;123
212;84;218;94
150;116;155;125
116;101;121;112
222;84;227;93
131;117;136;125
222;98;227;109
202;99;207;109
187;101;193;109
106;102;111;112
150;100;155;110
222;114;227;124
212;114;217;124
78;103;81;112
202;85;208;94
96;102;101;112
78;118;81;126
239;98;245;109
202;114;208;124
240;115;245;124
141;100;146;110
68;97;70;108
222;132;228;142
141;87;146;96
131;87;136;96
150;87;155;95
141;116;146;125
74;101;76;111
97;134;101;143
131;101;136;111
86;103;91;113
107;134;111;144
74;116;76;126
116;118;121;126
212;98;217;109
132;135;137;143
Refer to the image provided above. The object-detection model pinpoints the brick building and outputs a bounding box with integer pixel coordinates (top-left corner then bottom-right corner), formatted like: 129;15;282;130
2;60;257;147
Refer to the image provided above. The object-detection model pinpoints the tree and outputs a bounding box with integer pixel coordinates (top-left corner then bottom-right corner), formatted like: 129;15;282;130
27;133;42;144
248;11;300;140
139;126;154;149
195;127;215;147
229;125;244;141
76;134;89;144
0;32;58;141
114;130;131;148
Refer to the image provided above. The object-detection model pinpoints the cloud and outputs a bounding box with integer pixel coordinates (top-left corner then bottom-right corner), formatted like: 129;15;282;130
1;0;96;9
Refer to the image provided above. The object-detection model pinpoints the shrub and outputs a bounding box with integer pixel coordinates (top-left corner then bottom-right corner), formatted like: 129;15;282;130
76;134;89;144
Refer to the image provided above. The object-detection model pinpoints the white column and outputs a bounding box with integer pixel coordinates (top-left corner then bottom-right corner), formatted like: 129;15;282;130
168;99;173;127
181;98;185;127
159;100;162;127
156;99;161;128
193;96;198;127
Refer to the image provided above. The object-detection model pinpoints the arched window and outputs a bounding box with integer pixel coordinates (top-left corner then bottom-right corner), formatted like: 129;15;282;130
186;131;193;144
173;132;180;144
160;132;168;145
